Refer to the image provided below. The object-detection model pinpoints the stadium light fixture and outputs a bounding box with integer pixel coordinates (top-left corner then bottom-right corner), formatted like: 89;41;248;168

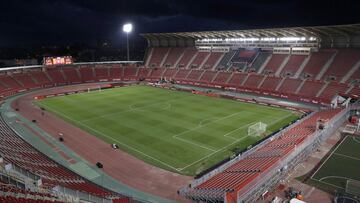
122;23;133;61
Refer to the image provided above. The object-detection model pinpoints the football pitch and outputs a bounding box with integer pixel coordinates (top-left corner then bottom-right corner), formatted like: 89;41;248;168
35;85;299;176
310;135;360;195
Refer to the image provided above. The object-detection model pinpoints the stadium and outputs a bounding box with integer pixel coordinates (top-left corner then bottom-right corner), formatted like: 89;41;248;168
0;22;360;203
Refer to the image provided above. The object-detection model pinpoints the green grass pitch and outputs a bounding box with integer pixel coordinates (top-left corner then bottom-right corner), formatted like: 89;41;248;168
310;135;360;194
35;85;299;176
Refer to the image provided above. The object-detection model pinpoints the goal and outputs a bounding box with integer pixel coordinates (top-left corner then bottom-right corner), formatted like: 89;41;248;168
248;122;267;137
346;179;360;196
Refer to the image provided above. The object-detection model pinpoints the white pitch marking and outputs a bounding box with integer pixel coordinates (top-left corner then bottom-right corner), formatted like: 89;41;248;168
333;153;360;161
311;135;348;180
38;103;182;172
178;113;294;171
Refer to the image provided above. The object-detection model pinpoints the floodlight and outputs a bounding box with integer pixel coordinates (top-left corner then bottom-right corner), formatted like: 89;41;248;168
123;23;133;33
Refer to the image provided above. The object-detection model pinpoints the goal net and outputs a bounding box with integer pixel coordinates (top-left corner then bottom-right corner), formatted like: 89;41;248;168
248;122;267;137
346;179;360;196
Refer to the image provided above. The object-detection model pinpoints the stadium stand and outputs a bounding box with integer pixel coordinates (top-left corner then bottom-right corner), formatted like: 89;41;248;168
260;76;282;91
94;66;110;80
176;48;198;69
277;78;303;94
300;50;335;78
12;73;37;88
198;71;217;83
189;52;210;69
212;72;231;85
78;66;95;82
47;69;68;84
162;47;185;68
174;69;190;80
298;80;325;98
147;47;169;67
186;70;203;81
29;70;52;86
281;55;306;76
227;73;247;87
318;82;350;101
109;66;123;80
242;74;264;89
216;51;236;70
62;67;81;83
162;68;177;79
322;49;360;80
0;116;128;200
262;54;287;74
123;67;138;80
250;52;271;73
202;52;223;70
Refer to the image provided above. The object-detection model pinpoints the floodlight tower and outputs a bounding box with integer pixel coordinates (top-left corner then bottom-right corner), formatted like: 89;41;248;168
122;23;133;61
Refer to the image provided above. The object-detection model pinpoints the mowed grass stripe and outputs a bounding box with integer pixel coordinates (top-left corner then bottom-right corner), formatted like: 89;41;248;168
36;85;299;175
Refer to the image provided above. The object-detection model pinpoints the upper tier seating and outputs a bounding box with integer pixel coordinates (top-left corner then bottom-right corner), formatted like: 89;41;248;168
177;48;197;68
250;52;271;72
281;55;306;76
202;52;223;70
262;54;287;74
217;51;236;70
322;49;360;80
300;50;335;78
189;52;210;69
162;48;185;68
148;47;169;67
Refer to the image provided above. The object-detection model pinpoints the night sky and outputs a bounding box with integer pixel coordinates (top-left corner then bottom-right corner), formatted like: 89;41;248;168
1;0;360;47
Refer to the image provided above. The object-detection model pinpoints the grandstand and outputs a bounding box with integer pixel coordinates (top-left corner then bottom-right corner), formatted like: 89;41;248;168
0;23;358;203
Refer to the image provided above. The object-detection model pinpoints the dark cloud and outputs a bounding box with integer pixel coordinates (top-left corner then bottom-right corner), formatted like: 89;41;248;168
0;0;359;46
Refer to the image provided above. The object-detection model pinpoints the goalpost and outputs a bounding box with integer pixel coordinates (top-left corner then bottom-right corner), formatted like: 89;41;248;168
248;122;267;137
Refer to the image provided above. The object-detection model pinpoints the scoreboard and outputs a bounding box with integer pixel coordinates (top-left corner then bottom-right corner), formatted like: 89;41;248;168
44;56;73;66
